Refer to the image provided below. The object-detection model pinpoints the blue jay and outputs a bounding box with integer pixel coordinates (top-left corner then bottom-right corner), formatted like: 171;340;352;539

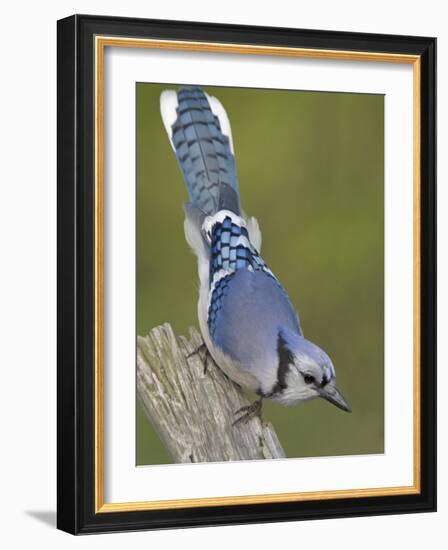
160;86;351;423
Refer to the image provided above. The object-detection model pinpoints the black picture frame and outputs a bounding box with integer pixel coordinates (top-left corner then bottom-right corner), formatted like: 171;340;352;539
57;14;436;534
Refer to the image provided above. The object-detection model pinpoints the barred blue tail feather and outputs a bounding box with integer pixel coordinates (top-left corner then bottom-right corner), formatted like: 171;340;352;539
160;86;240;216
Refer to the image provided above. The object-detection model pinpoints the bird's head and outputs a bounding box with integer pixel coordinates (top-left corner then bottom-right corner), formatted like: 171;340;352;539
274;326;351;412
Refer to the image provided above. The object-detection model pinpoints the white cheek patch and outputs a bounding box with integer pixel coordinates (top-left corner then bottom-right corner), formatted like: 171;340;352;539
159;90;178;151
205;93;235;154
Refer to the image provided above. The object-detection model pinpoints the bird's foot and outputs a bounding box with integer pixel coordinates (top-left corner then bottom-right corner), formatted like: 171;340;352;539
233;398;263;426
187;342;207;359
187;342;211;375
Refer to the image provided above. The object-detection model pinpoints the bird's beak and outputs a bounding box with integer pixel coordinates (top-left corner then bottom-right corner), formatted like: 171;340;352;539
318;385;351;412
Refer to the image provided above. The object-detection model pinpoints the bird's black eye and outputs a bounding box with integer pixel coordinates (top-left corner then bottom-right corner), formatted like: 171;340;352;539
304;374;315;385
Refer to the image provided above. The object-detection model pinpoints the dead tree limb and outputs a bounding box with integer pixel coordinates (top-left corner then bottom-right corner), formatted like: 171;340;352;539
137;323;285;463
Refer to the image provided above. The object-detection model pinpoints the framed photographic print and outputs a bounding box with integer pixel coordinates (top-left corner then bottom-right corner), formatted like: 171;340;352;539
57;14;436;534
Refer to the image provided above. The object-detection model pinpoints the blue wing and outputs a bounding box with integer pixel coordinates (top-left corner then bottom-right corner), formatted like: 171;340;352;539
207;214;301;373
210;270;301;380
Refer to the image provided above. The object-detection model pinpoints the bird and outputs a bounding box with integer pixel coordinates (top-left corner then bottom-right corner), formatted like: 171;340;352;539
160;86;351;424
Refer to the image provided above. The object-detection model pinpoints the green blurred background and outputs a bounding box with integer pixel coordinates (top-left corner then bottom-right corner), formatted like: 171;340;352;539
136;83;384;465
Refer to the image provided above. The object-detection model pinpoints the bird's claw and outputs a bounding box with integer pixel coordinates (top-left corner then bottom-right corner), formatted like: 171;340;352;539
233;398;263;426
187;342;207;359
187;342;210;375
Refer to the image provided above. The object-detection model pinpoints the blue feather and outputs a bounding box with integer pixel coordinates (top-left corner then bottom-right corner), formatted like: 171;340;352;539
170;87;240;216
207;215;301;359
210;270;301;379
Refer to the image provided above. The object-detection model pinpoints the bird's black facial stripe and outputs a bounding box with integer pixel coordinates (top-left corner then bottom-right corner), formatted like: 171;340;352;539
304;374;315;385
273;333;295;393
321;375;329;387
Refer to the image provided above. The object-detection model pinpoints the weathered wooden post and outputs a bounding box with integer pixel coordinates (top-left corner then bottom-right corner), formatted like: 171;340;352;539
137;323;285;463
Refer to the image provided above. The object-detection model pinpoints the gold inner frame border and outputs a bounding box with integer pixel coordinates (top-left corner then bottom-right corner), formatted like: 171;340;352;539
94;36;421;513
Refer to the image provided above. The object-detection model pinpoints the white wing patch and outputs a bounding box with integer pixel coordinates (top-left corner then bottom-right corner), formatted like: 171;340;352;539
205;93;235;154
246;216;262;252
160;90;178;151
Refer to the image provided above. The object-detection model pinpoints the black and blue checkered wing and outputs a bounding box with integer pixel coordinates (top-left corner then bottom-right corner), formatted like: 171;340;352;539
207;215;294;341
206;216;301;373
